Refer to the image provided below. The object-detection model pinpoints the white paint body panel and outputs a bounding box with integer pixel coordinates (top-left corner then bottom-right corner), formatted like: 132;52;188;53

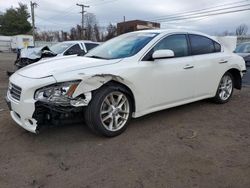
7;29;246;132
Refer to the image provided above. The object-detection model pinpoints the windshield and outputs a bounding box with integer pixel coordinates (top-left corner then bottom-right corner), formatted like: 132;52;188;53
50;43;74;54
85;32;158;59
235;43;250;53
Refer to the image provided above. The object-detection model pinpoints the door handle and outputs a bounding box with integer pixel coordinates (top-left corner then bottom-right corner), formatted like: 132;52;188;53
183;65;194;70
219;60;228;64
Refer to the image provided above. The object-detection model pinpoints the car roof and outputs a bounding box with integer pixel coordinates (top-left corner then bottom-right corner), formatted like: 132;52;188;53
135;29;205;35
62;40;100;44
133;29;219;43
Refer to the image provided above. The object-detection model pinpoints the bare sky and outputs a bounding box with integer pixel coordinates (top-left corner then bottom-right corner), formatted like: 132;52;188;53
0;0;250;34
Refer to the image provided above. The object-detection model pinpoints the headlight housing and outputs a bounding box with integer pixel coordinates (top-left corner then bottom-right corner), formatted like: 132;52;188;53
34;81;80;105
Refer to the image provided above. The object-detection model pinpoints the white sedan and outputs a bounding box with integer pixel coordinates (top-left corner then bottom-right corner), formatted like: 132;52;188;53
6;29;246;137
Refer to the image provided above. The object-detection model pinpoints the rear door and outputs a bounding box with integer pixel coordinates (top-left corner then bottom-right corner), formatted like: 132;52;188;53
188;34;227;97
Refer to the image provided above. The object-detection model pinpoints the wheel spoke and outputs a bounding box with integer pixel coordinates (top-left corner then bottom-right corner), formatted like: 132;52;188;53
101;109;111;115
118;99;126;108
104;98;111;106
118;115;127;121
102;114;111;122
114;116;119;128
110;95;116;105
116;94;123;106
109;117;114;130
119;110;129;114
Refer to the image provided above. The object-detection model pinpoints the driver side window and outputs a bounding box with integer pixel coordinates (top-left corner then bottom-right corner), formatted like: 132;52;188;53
142;34;189;61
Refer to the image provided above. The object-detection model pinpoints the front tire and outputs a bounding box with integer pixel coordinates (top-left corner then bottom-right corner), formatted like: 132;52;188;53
213;72;234;104
84;86;132;137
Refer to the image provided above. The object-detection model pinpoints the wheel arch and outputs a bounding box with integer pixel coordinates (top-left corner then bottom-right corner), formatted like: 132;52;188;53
75;74;136;113
226;68;242;90
100;80;136;113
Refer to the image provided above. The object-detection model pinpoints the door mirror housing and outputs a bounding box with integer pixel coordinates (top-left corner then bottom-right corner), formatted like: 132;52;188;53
152;50;175;60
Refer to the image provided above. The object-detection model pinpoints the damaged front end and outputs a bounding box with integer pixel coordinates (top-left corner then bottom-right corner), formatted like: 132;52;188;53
31;74;125;132
33;81;92;131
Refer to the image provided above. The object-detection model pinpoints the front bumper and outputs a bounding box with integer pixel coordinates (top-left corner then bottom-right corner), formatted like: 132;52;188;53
6;91;38;133
7;73;56;133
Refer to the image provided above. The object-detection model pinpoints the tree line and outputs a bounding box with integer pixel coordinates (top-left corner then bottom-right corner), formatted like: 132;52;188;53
0;3;117;42
0;3;249;42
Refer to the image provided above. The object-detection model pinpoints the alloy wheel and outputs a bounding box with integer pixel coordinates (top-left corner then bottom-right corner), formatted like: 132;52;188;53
100;91;130;132
218;75;233;101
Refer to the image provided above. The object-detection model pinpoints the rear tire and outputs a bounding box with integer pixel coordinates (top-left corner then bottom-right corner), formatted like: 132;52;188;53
212;72;234;104
84;86;132;137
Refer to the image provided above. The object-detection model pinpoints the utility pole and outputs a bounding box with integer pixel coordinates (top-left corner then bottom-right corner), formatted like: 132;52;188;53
76;3;90;39
30;1;37;44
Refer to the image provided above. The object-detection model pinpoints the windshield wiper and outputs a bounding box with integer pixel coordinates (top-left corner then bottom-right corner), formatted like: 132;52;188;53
85;55;109;60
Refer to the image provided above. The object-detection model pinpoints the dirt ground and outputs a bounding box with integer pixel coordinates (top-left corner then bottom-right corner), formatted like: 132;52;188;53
0;53;250;188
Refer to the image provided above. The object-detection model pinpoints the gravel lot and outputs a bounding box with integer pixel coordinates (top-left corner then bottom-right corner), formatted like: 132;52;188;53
0;53;250;188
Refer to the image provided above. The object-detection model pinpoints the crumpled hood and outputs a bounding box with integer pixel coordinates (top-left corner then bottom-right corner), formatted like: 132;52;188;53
20;46;53;59
16;56;121;79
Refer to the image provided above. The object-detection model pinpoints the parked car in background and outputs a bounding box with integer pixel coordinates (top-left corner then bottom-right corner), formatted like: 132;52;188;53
235;42;250;66
6;30;246;137
7;40;100;76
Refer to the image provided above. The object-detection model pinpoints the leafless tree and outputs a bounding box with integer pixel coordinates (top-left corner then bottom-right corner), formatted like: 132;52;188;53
35;31;61;41
105;23;117;40
94;24;100;42
85;13;98;41
236;24;248;36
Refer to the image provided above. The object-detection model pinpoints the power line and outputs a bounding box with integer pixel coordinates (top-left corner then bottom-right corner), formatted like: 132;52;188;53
152;3;250;22
158;7;250;23
45;5;77;20
147;0;250;21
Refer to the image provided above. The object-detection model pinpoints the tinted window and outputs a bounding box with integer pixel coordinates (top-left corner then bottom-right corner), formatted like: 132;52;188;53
64;44;82;55
214;42;221;52
154;34;189;57
189;35;215;55
142;34;189;61
85;43;99;51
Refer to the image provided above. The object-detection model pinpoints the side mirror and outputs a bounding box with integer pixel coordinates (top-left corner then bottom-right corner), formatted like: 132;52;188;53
152;50;175;60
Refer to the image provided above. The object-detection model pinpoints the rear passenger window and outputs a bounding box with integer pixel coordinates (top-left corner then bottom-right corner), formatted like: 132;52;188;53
214;42;221;52
189;34;217;55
